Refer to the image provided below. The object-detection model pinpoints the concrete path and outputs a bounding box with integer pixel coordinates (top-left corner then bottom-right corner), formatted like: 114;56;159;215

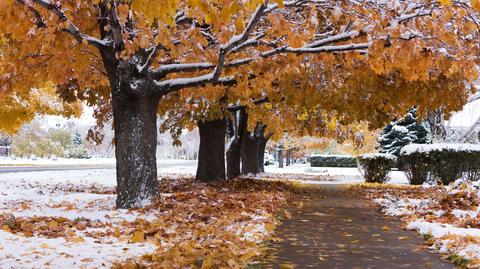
261;185;455;269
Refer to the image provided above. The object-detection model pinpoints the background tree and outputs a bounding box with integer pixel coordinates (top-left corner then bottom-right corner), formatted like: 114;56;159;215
378;108;430;156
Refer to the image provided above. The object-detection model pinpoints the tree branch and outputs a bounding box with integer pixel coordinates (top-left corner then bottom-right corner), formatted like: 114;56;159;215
212;1;269;81
19;0;112;49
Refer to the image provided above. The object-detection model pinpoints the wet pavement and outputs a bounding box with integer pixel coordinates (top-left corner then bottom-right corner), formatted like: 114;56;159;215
262;185;455;269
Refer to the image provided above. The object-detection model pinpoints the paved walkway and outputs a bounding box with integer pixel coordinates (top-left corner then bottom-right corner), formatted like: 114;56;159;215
262;185;455;269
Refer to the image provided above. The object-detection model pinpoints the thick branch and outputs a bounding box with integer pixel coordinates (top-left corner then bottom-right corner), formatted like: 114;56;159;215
20;0;111;49
212;2;269;81
227;96;269;112
155;73;236;94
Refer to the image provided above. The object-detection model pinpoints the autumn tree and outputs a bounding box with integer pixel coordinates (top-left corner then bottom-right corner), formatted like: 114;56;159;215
1;0;479;208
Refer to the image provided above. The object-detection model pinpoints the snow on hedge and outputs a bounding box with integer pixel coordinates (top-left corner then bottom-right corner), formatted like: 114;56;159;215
400;143;480;155
358;153;397;161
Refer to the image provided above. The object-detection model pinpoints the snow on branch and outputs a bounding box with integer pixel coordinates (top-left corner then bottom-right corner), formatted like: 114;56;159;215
19;0;112;49
154;73;236;94
398;6;435;23
227;96;269;112
284;42;371;53
306;31;360;48
151;40;369;94
212;1;269;81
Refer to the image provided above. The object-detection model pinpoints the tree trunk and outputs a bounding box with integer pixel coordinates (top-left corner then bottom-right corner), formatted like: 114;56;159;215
241;133;259;175
427;108;447;142
286;150;291;166
226;109;247;179
278;146;284;168
196;119;226;181
113;93;160;209
257;140;267;173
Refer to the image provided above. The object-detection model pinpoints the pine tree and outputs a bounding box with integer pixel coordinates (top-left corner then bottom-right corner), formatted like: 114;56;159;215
72;131;83;146
378;108;429;156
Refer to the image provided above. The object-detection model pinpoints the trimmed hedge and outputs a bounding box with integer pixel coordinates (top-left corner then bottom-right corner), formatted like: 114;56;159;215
398;151;430;185
400;144;480;185
310;155;357;168
357;153;397;183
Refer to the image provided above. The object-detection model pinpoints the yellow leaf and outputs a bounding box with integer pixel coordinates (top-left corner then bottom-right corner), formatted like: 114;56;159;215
473;0;480;11
275;0;284;8
40;243;49;249
235;17;245;32
72;237;86;243
48;220;59;229
265;222;275;232
280;262;295;269
439;0;452;6
130;230;145;243
113;228;121;238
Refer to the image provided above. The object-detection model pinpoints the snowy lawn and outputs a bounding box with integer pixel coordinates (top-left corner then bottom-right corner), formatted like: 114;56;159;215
0;168;294;268
362;181;480;268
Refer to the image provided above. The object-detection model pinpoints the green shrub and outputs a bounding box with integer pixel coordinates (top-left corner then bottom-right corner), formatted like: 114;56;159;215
310;155;357;168
357;153;397;183
400;144;480;185
65;146;90;159
398;151;430;185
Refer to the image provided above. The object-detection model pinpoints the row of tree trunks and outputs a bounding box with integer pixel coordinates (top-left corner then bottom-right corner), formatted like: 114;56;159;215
196;112;272;181
241;121;272;175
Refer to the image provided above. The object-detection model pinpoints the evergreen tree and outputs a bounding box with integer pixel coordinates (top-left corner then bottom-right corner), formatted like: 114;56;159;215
72;131;83;146
378;108;429;156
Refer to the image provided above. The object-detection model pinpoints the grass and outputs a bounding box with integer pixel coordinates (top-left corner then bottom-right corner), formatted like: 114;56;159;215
447;254;469;268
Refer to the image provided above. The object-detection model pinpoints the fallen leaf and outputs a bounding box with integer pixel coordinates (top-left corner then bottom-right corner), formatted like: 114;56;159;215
130;230;145;243
72;237;86;243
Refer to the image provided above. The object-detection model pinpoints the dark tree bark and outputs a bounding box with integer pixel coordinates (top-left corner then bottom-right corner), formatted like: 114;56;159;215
241;121;272;175
427;108;447;142
241;133;259;175
277;144;284;168
257;140;267;173
226;109;247;179
196;118;226;181
112;92;161;209
286;150;291;166
256;125;272;173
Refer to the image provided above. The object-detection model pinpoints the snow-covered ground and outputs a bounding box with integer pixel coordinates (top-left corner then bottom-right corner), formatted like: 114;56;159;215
0;159;413;268
371;180;480;267
0;157;196;168
0;161;284;268
263;163;408;185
